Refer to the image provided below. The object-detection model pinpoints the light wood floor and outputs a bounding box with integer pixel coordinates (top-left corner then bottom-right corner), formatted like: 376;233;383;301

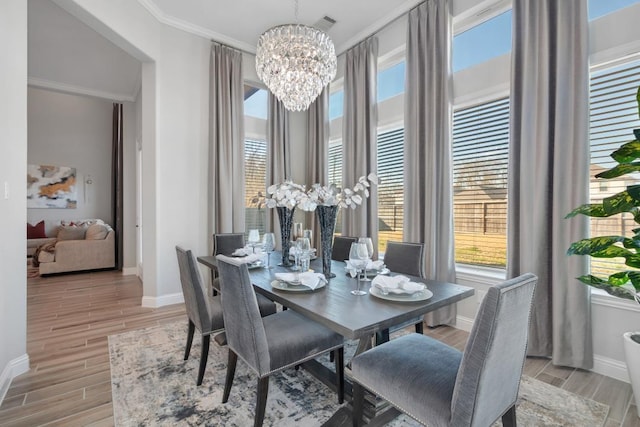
1;269;639;426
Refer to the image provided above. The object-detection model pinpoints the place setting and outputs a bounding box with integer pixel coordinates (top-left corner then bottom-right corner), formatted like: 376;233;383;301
369;274;433;302
229;230;276;269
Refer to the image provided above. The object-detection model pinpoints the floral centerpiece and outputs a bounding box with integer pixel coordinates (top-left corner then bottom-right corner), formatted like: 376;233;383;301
254;174;378;276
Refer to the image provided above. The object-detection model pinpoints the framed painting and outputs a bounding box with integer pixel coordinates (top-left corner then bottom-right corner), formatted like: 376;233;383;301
27;164;77;209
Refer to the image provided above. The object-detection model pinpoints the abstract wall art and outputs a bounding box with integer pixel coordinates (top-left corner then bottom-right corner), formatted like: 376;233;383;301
27;164;77;209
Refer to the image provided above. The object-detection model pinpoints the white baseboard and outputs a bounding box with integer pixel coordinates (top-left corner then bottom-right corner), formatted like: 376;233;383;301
121;267;138;276
141;292;184;308
592;353;629;383
455;315;474;332
0;354;30;406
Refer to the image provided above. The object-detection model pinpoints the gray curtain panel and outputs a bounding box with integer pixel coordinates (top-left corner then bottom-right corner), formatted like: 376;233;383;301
209;43;245;236
306;88;329;253
342;37;379;256
508;0;592;369
404;0;456;326
266;93;291;249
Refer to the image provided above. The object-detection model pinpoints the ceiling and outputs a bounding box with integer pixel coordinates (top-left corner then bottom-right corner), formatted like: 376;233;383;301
27;0;487;102
142;0;425;55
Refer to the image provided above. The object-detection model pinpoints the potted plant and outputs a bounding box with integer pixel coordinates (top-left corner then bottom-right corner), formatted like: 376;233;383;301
566;85;640;416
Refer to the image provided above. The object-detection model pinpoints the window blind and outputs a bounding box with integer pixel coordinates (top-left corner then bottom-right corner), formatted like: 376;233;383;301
377;128;405;252
452;97;510;267
589;61;640;278
245;138;267;234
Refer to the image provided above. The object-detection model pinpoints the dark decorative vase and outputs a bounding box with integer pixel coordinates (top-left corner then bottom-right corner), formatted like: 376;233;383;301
276;206;295;267
316;205;339;278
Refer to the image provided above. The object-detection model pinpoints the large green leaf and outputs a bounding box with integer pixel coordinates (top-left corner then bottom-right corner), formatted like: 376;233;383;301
611;140;640;163
565;204;608;218
596;163;640;179
602;190;640;215
592;245;634;258
625;254;640;268
577;275;637;300
567;236;629;255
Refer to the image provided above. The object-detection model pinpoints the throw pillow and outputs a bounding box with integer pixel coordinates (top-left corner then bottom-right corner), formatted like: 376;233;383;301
86;224;109;240
57;226;87;241
27;221;47;239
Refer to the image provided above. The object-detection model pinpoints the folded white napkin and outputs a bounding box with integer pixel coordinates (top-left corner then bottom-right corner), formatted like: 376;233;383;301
275;271;327;290
345;260;385;276
371;275;425;295
232;246;264;257
217;253;263;266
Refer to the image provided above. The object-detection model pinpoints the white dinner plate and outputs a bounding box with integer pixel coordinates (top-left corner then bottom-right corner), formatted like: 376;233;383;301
369;286;433;302
247;261;264;270
289;254;318;261
270;279;326;292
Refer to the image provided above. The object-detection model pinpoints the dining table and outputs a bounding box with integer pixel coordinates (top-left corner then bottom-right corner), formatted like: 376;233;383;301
197;252;474;424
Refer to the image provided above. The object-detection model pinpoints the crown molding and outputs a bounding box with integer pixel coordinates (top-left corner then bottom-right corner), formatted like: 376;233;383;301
28;77;136;102
136;0;256;54
335;0;422;55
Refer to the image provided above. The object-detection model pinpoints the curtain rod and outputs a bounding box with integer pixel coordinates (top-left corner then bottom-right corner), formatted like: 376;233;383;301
210;39;255;56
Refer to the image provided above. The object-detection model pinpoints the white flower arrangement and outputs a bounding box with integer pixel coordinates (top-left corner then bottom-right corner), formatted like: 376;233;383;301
252;174;379;212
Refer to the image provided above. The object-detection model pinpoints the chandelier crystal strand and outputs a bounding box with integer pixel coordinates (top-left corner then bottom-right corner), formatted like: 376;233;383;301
255;23;337;111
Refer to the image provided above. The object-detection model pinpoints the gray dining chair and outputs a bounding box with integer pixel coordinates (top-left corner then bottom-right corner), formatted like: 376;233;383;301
351;273;538;427
216;255;345;427
176;246;225;386
380;241;427;340
332;236;358;261
211;233;245;295
176;246;276;386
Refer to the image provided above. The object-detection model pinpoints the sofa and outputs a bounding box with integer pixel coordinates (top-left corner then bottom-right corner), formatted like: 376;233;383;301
32;220;116;275
27;220;56;257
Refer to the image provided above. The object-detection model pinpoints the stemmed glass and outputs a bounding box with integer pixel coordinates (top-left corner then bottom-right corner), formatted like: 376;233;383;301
290;223;304;270
262;233;275;269
247;229;260;253
297;237;311;272
358;237;374;282
349;242;369;296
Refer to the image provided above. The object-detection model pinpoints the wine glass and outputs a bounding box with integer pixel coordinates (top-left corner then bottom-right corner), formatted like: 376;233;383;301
297;237;311;272
303;229;313;246
262;233;275;269
358;237;374;282
349;242;369;296
247;229;260;253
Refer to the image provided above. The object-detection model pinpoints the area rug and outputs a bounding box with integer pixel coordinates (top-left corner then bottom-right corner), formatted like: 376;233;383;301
109;322;609;426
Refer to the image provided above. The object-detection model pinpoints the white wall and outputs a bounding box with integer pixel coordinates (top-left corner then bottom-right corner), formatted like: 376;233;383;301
27;87;113;231
122;100;137;270
0;0;29;405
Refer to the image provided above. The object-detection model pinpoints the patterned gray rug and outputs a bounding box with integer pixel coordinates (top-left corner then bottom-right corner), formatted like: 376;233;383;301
109;322;609;426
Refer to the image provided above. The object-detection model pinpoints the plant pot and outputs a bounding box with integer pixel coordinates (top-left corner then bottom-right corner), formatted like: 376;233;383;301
623;332;640;418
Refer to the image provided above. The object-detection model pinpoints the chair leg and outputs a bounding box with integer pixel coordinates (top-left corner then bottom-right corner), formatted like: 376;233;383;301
415;320;424;334
334;347;344;404
502;404;517;427
254;377;270;427
184;320;195;360
375;328;390;346
222;349;237;403
352;382;364;427
196;334;210;386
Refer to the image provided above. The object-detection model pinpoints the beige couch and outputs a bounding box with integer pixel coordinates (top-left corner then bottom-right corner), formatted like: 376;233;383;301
37;223;116;275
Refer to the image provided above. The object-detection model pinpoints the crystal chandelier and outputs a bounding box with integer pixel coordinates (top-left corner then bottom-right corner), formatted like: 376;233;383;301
255;2;337;111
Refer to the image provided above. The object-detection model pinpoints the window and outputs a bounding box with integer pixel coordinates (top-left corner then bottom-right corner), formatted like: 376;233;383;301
329;90;344;121
244;138;267;234
378;61;405;102
589;0;639;20
244;86;268;119
328;139;343;234
453;10;512;72
588;60;640;278
377;128;405;253
244;86;268;234
452;97;510;267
